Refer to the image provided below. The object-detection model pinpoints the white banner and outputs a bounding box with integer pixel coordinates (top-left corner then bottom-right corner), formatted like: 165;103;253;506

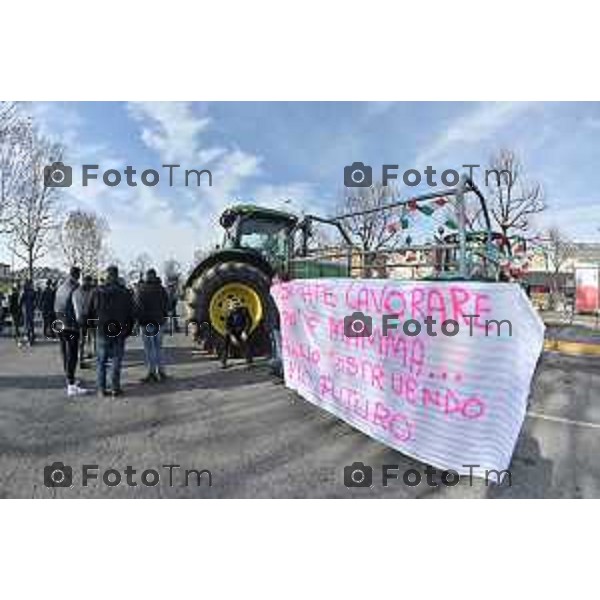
271;279;545;477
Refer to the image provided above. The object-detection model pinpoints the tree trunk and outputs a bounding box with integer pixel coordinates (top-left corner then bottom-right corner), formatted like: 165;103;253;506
28;248;34;281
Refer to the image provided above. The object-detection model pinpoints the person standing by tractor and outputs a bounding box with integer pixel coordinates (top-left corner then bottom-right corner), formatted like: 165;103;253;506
221;299;253;369
135;268;170;382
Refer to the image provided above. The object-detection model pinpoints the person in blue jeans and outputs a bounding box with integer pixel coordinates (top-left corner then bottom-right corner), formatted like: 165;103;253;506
142;321;163;379
135;268;169;382
96;333;126;395
89;265;134;397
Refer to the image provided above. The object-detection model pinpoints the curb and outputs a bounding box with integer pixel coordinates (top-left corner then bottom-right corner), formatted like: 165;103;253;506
544;339;600;357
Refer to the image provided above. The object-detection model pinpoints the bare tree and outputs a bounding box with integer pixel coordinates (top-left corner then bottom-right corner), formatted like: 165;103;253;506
60;209;110;276
4;121;63;280
540;227;575;307
485;149;545;240
0;104;28;230
0;101;18;134
544;227;574;273
128;252;153;282
163;257;181;282
336;182;405;252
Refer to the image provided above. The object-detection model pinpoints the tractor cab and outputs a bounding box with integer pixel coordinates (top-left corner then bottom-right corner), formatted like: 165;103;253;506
220;205;298;267
218;204;352;278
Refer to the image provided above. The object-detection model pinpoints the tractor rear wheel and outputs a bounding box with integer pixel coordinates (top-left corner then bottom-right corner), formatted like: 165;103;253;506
185;262;275;357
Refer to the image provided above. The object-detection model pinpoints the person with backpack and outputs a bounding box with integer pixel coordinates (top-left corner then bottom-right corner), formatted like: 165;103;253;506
54;267;89;397
89;265;134;397
135;268;170;382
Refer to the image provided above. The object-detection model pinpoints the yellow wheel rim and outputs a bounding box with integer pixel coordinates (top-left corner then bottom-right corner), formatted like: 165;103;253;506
208;282;263;337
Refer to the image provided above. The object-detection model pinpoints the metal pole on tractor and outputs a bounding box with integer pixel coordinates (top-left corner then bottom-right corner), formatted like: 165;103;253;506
332;174;495;281
456;174;468;278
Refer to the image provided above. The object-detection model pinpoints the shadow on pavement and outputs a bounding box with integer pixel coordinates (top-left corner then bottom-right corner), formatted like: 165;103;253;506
487;432;555;498
0;374;66;390
124;361;276;398
123;345;207;368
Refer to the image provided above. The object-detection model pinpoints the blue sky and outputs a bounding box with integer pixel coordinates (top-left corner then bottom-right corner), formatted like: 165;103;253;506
4;101;600;270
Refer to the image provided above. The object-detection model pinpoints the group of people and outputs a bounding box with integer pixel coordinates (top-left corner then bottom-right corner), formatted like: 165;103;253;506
2;264;264;397
0;279;43;346
1;277;97;362
52;265;171;397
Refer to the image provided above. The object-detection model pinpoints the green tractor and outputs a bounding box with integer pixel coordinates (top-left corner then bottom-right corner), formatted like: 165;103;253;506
183;204;351;356
184;176;509;359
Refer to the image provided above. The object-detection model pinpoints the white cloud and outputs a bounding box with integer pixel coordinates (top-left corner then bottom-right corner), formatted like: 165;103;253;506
23;101;267;269
415;102;535;165
127;102;263;183
25;102;83;147
128;101;213;163
127;101;265;235
250;182;320;213
203;148;262;203
107;185;206;272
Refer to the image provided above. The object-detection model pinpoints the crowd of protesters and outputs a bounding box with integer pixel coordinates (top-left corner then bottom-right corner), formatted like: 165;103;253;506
53;265;175;397
1;263;259;397
0;265;189;398
0;279;54;345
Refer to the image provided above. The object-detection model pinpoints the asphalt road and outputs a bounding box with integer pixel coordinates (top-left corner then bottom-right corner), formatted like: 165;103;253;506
0;332;598;498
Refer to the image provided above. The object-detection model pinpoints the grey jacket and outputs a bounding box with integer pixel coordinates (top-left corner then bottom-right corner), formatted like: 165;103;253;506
72;285;94;326
54;277;80;331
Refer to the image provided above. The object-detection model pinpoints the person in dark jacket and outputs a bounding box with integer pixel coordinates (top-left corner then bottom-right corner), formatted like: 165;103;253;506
73;275;95;368
220;299;253;369
89;265;134;397
39;279;57;339
8;285;21;342
135;268;170;382
19;279;37;346
55;267;89;396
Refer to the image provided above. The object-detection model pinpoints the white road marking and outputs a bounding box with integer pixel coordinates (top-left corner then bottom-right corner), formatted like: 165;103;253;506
527;411;600;430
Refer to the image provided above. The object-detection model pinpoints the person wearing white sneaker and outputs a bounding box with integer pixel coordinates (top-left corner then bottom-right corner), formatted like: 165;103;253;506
55;267;87;397
67;381;89;397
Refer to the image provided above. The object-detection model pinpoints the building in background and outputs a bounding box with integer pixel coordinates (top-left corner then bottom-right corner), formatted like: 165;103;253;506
525;242;600;311
0;263;13;292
